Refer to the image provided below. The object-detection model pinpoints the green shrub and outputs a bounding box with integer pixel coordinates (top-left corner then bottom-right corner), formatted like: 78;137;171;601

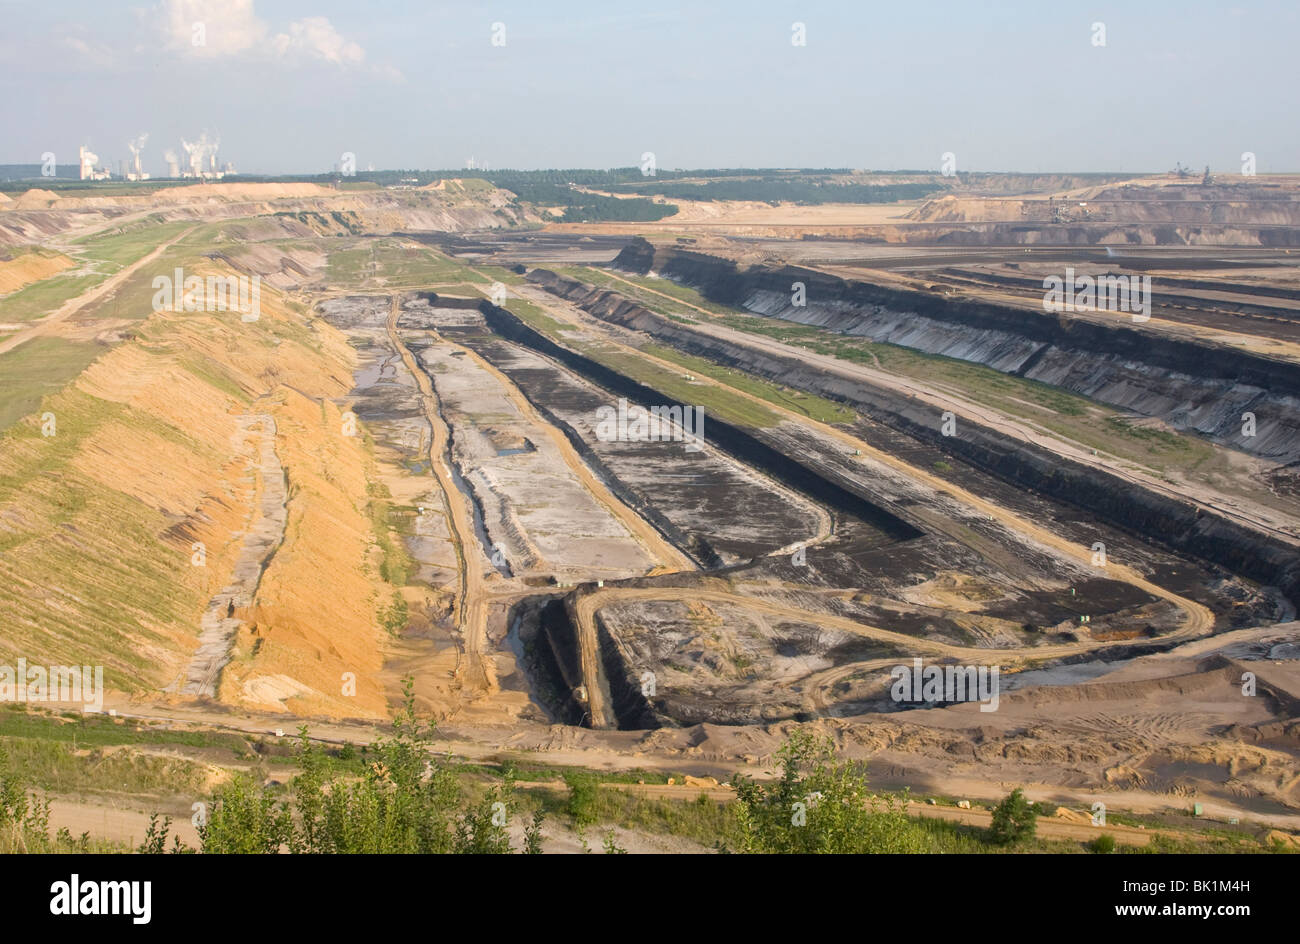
564;771;600;829
0;749;52;853
730;730;933;854
143;678;542;854
199;774;292;854
988;788;1038;845
1088;834;1116;854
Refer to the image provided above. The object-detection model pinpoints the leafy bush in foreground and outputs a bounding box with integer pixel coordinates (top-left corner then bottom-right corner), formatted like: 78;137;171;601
145;679;541;854
729;730;932;854
1088;834;1116;854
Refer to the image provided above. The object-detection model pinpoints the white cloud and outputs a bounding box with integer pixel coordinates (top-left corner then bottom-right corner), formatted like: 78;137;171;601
60;32;122;69
153;0;383;73
158;0;268;58
272;17;364;66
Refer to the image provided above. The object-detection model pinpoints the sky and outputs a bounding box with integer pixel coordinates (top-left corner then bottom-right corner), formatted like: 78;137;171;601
0;0;1295;176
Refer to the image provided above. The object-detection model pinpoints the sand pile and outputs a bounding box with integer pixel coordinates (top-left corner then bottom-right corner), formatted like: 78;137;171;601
0;249;74;293
11;189;60;209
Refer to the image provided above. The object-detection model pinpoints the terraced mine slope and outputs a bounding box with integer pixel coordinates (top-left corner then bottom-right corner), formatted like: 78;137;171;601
2;178;1298;844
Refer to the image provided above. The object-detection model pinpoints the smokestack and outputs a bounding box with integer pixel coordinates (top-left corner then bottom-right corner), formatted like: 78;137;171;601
79;145;99;180
127;133;148;178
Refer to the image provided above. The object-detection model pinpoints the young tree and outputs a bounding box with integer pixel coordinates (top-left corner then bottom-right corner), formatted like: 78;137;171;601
522;809;546;855
988;788;1038;846
291;680;461;853
453;779;517;855
200;774;292;854
564;770;599;830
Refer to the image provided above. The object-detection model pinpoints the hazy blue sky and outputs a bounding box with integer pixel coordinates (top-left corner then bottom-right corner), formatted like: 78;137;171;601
1;0;1295;175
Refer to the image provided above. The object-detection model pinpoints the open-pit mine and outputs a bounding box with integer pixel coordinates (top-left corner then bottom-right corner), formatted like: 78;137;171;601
2;170;1299;854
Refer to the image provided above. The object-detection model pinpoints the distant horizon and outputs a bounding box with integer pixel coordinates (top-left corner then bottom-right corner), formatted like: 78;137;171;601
4;165;1288;181
3;1;1295;176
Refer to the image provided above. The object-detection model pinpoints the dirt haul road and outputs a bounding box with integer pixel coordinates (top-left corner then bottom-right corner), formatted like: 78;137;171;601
385;296;496;696
0;225;197;356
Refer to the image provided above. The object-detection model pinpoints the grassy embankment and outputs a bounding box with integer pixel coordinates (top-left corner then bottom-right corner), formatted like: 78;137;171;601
2;707;1287;855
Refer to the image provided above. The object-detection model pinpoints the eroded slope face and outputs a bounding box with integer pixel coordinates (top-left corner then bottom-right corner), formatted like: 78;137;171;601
0;248;395;718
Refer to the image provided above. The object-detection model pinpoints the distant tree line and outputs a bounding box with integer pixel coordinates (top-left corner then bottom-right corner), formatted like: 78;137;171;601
605;178;942;205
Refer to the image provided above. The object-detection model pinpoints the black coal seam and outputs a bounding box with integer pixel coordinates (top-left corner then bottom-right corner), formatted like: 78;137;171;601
477;301;924;543
551;261;1300;608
